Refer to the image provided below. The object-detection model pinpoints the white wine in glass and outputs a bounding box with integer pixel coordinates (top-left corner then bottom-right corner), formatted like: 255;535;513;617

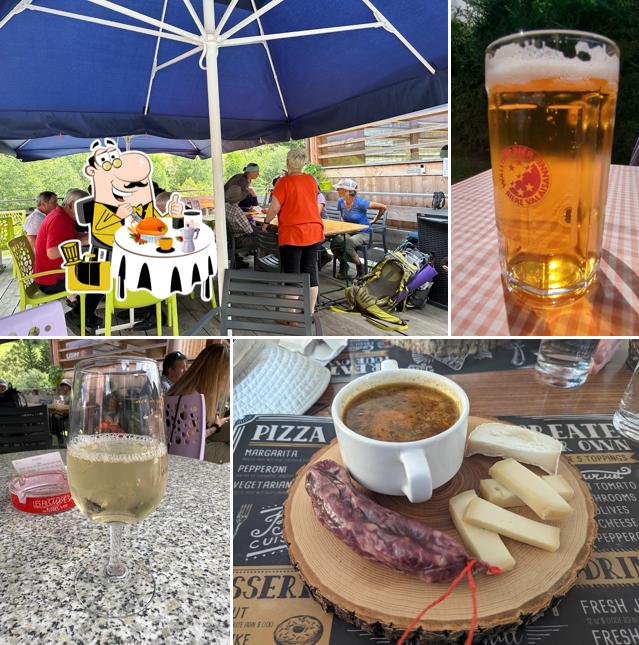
67;356;168;617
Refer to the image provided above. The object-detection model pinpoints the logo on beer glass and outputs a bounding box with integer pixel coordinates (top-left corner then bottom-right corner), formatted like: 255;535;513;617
499;145;550;206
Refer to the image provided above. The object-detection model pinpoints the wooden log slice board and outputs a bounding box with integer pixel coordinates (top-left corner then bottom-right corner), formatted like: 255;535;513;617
283;416;597;643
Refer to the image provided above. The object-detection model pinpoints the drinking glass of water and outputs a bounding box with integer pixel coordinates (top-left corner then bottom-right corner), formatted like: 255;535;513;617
613;363;639;443
535;339;599;388
67;357;168;617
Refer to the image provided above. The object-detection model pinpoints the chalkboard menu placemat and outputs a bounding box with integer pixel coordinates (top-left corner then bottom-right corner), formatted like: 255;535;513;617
233;413;639;645
329;340;540;382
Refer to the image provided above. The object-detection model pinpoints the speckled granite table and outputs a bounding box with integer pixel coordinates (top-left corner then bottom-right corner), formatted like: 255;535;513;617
0;450;229;644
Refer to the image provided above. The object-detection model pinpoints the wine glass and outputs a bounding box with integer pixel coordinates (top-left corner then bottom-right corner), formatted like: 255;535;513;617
66;356;168;617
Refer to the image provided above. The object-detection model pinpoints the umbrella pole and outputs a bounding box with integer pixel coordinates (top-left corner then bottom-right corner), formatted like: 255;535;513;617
203;1;228;309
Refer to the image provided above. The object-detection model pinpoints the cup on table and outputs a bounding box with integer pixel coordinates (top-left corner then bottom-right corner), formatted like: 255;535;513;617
613;363;639;443
158;237;174;251
331;359;470;503
535;339;599;388
486;31;619;306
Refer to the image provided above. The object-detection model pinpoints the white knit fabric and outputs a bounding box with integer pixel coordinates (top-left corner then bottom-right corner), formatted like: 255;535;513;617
233;340;331;420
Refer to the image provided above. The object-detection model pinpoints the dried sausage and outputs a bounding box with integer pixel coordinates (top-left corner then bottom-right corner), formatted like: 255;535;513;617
306;459;485;583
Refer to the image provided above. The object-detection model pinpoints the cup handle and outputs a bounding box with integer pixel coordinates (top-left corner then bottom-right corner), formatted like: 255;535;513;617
380;359;398;372
400;450;432;503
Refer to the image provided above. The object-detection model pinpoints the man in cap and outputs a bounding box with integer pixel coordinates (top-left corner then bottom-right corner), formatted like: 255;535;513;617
57;379;72;398
224;163;260;211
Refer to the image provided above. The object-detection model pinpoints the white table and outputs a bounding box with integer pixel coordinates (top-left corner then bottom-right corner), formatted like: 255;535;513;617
111;216;216;302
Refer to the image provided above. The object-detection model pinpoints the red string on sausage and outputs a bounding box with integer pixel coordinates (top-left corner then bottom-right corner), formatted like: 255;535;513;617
397;560;502;645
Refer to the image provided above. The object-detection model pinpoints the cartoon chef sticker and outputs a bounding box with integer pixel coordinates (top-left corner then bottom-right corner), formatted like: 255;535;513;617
60;138;215;303
75;138;184;252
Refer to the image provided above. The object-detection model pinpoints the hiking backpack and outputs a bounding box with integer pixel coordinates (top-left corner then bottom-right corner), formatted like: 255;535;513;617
342;251;417;330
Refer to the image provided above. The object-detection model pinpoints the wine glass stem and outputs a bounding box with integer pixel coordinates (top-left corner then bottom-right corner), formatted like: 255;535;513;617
106;523;128;578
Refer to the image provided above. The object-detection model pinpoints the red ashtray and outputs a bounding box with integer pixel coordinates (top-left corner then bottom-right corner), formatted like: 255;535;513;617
8;471;75;514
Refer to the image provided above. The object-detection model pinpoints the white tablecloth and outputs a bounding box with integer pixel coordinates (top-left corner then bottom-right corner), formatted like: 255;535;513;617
110;216;216;301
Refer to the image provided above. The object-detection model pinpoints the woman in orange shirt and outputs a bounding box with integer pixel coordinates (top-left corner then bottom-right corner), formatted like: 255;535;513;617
263;149;324;312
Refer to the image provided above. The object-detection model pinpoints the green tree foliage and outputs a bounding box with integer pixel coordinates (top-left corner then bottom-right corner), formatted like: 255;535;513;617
0;340;53;390
0;140;307;206
452;0;639;183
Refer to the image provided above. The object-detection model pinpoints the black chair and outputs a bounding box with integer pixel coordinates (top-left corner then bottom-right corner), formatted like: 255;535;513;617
254;226;281;272
324;206;342;221
368;208;388;254
220;269;321;336
228;229;256;269
331;209;388;277
0;405;51;454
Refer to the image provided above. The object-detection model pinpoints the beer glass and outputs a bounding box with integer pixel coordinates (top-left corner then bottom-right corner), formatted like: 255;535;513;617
486;31;619;306
67;357;168;617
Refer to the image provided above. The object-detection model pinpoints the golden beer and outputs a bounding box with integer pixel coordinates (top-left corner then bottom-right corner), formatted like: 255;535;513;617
67;433;168;524
486;31;619;305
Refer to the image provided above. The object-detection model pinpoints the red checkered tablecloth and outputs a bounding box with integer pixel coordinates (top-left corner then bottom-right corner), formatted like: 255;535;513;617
451;164;639;336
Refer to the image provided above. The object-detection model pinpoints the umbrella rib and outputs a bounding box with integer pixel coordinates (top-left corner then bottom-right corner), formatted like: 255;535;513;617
219;0;286;41
182;0;205;35
250;0;288;119
86;0;199;42
144;0;170;115
28;5;200;46
220;22;383;47
359;0;436;74
215;0;240;37
155;46;204;73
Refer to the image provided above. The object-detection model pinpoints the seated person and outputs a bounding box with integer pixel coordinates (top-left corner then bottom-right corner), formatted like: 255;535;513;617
34;188;104;330
0;379;20;407
224;163;260;211
329;178;386;279
155;191;172;213
225;185;257;269
168;344;230;462
57;379;72;399
161;351;188;394
24;191;58;250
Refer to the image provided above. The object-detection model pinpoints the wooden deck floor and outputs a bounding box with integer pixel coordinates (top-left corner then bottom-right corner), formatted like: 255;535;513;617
0;255;221;337
227;262;448;337
0;255;448;337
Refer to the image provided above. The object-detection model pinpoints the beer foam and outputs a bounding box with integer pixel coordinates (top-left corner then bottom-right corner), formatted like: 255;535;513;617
68;433;166;462
486;38;619;89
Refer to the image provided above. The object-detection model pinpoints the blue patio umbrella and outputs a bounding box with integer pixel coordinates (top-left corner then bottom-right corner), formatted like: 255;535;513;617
0;0;448;286
0;134;258;160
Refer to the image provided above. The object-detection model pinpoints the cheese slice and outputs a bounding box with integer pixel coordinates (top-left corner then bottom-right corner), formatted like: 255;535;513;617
466;423;562;474
449;490;516;572
480;474;574;508
489;459;573;521
464;497;561;552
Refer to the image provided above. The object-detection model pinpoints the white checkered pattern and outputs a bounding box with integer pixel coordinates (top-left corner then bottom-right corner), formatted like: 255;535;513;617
452;165;639;336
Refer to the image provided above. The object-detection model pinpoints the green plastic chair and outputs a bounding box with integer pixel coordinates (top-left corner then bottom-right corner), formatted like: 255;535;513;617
104;279;179;336
0;216;15;272
8;235;86;333
0;210;27;231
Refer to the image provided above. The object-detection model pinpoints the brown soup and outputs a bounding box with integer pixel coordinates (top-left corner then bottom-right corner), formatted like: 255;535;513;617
344;383;459;442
